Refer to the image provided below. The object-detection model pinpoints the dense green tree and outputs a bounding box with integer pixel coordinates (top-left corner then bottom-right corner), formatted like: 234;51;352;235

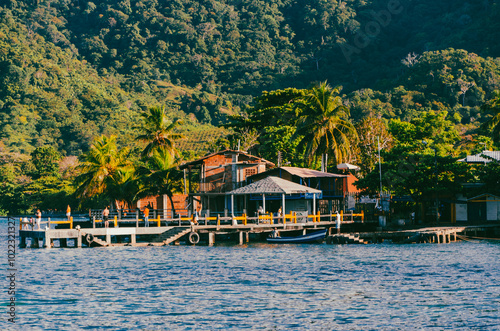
135;105;185;158
353;117;393;176
481;90;500;144
30;146;61;178
293;82;357;166
257;125;302;167
74;135;131;207
135;148;183;216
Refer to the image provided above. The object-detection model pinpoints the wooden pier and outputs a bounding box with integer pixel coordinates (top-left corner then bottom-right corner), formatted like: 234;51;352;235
325;226;496;244
17;211;499;248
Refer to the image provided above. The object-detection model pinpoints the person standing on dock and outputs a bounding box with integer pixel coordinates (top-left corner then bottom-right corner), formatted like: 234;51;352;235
336;210;341;234
143;206;150;227
66;205;71;220
35;209;42;230
103;206;110;228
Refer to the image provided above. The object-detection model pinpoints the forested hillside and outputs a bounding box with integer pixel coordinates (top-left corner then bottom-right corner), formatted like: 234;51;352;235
1;0;500;214
1;0;500;155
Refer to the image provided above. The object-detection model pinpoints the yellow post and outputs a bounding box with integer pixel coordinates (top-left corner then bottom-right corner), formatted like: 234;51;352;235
340;210;343;222
270;212;273;225
157;215;161;227
243;213;247;226
283;214;286;225
294;212;297;223
114;216;118;228
317;211;320;223
70;216;73;229
19;218;22;230
361;210;364;222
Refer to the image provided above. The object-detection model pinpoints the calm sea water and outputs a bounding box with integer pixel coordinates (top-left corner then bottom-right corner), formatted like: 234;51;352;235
1;218;499;330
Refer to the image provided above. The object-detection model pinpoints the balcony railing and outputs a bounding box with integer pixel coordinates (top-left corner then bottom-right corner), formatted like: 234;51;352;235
198;181;246;193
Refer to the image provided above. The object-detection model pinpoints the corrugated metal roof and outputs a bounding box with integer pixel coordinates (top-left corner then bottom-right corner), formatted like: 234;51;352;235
227;176;322;195
459;151;500;163
279;166;347;178
179;149;275;169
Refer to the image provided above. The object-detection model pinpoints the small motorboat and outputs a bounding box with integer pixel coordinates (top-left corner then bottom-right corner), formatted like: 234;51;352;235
267;229;327;244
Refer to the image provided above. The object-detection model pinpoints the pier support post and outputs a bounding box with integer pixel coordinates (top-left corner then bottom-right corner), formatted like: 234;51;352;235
131;233;136;245
239;231;244;245
44;231;51;248
435;233;440;244
246;231;249;243
208;232;215;246
20;235;26;248
77;231;82;248
106;229;111;245
452;232;457;242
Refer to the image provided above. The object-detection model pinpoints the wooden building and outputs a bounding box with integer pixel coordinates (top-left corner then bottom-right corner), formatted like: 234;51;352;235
179;150;274;215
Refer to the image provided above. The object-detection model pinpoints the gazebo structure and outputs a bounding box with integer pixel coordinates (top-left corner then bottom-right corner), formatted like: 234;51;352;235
226;176;322;216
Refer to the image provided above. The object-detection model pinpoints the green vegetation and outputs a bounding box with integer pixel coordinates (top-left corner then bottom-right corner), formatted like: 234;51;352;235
1;0;500;215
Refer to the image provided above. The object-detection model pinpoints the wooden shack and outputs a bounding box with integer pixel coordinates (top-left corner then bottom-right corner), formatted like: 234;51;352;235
179;150;275;215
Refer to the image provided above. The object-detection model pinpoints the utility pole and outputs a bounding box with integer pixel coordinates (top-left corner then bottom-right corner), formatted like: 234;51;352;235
377;136;382;196
434;147;439;225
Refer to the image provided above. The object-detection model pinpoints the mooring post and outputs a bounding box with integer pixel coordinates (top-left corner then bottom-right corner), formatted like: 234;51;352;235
44;230;51;249
208;232;215;246
77;230;82;248
20;235;26;248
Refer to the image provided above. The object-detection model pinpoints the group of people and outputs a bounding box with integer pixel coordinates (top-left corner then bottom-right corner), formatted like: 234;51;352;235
22;205;72;230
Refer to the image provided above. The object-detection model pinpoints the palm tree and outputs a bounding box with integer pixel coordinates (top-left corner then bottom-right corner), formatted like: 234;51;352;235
74;135;132;206
135;148;183;216
481;90;500;144
293;81;357;166
135;105;184;158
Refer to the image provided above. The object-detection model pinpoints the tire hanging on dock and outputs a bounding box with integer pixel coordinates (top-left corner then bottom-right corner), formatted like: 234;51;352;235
188;232;200;245
85;233;94;245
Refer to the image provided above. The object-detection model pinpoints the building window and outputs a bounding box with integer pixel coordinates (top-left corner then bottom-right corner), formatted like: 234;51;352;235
245;168;257;178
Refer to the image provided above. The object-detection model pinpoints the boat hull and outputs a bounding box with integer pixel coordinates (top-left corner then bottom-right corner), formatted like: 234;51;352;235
267;229;327;244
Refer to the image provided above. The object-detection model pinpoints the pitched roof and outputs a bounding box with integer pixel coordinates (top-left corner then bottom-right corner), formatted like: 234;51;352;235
274;166;347;178
467;193;500;201
227;176;322;195
459;151;500;164
179;149;275;169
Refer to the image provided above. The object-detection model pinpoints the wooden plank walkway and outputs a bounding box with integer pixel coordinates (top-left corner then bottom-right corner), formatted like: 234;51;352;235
327;226;468;244
18;220;338;248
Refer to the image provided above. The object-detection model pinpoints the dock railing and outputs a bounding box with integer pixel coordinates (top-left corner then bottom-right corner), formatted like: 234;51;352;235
80;209;366;229
19;217;73;230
